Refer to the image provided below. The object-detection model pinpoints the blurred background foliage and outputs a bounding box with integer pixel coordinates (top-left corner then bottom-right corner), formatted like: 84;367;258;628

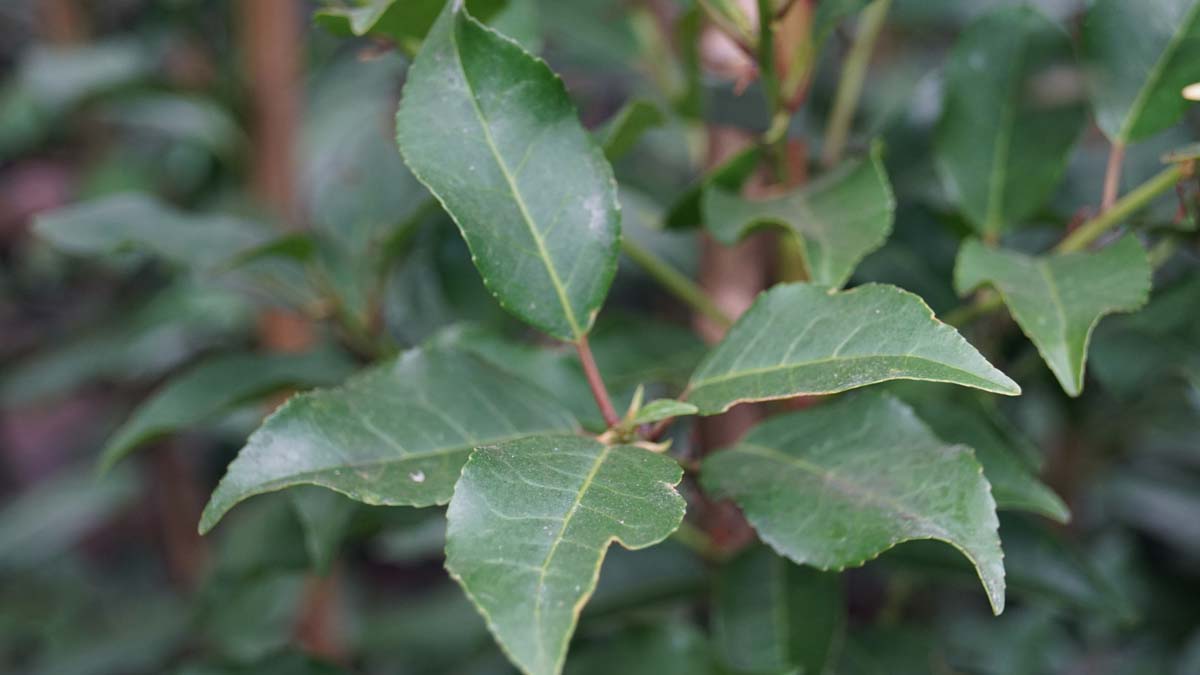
0;0;1198;673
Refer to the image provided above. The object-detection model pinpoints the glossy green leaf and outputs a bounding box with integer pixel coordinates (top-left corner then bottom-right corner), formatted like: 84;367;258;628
685;283;1020;416
395;1;620;342
445;435;685;675
99;349;355;472
954;235;1151;396
714;546;844;675
314;0;506;48
597;99;665;161
901;389;1068;523
1084;0;1200;144
33;193;269;271
701;392;1006;614
198;347;578;533
935;6;1086;235
702;143;895;288
628;399;698;426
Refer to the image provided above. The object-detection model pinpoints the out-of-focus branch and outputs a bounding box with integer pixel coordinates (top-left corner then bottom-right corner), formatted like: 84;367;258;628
821;0;891;168
37;0;87;44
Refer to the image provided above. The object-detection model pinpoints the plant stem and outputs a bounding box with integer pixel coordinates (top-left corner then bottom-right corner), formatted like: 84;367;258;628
1147;236;1179;268
670;519;721;560
821;0;890;168
576;335;622;428
1100;141;1125;212
1057;163;1185;253
621;237;733;328
946;163;1188;326
943;290;1001;327
757;0;791;183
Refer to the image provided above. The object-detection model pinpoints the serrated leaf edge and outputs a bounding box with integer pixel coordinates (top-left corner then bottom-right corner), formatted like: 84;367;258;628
444;442;686;675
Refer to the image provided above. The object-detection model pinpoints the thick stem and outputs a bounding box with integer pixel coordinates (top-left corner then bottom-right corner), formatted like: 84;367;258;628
821;0;890;168
621;237;733;328
576;335;622;429
1100;141;1125;213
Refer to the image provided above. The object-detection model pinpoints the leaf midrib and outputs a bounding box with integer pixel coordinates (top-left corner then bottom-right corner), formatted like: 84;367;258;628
449;14;582;340
983;21;1030;234
732;441;955;542
251;428;569;479
531;444;610;671
1115;2;1200;142
689;353;993;391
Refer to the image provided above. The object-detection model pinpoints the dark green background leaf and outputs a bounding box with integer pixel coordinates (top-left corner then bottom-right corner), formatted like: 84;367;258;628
935;6;1086;235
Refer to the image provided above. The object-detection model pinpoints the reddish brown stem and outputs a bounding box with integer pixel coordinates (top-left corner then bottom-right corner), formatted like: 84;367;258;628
576;335;621;429
1101;141;1125;213
37;0;87;44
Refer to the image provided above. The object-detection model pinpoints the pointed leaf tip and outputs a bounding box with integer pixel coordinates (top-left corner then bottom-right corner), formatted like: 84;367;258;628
686;282;1020;416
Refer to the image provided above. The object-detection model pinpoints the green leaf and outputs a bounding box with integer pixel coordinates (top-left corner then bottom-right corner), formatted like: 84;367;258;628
664;146;761;230
685;283;1020;416
33;193;270;271
198;572;308;662
0;465;138;571
702;393;1005;614
901;389;1068;523
198;347;578;533
564;620;712;675
99;349;355;472
713;546;844;675
395;1;620;342
18;41;150;112
935;6;1086;235
447;317;705;431
954;235;1151;396
882;516;1134;619
702;143;895;288
1083;0;1200;144
628;399;697;426
313;0;507;49
445;435;685;675
597;99;665;162
289;487;358;574
0;282;253;407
